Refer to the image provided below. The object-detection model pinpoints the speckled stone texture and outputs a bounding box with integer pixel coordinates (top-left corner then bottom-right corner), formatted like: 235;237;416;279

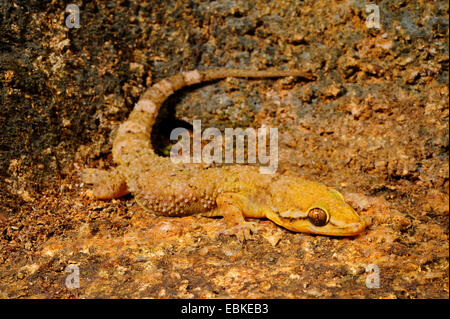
0;0;448;298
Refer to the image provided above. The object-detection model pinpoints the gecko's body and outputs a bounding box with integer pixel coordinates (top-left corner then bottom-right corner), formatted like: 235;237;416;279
82;69;365;239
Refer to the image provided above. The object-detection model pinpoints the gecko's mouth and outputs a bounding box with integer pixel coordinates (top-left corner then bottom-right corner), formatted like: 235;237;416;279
268;211;366;237
308;219;366;237
269;203;366;236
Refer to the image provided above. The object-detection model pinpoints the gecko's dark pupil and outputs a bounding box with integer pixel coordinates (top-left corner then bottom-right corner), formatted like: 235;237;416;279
308;208;328;226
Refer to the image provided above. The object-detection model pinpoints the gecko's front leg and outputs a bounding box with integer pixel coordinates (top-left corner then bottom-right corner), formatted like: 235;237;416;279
216;193;257;242
80;168;129;199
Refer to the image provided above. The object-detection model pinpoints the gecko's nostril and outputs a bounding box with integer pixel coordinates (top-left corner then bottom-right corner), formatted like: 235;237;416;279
352;220;366;234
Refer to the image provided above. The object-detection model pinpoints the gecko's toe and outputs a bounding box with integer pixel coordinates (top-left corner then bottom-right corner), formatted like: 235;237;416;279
79;168;104;185
223;222;258;242
79;168;129;199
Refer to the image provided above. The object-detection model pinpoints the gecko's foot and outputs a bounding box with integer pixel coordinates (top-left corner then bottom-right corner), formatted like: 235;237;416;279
79;168;103;185
222;221;258;242
79;168;129;199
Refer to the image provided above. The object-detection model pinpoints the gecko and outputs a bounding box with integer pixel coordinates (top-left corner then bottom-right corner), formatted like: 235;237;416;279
81;68;365;240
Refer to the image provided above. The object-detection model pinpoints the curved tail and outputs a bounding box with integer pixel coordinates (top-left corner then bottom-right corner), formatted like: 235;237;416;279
112;68;315;164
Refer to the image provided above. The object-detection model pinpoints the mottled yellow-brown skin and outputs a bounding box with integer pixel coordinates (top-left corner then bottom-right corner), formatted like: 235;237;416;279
82;69;365;240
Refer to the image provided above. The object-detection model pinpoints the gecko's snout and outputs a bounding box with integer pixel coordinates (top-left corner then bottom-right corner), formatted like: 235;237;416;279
348;219;366;235
325;204;366;236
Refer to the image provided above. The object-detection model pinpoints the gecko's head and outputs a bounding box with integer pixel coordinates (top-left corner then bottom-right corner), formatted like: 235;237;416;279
266;177;365;236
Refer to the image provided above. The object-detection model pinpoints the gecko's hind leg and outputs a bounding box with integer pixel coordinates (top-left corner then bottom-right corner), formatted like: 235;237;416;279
80;168;129;199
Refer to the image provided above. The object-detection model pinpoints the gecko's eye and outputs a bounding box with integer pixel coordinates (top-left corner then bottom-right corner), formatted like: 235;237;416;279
307;207;329;227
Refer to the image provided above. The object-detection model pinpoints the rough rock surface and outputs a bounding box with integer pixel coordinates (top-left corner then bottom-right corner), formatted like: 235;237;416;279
0;0;448;298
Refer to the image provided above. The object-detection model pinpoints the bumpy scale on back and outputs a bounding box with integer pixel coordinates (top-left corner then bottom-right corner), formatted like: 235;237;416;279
81;68;365;240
